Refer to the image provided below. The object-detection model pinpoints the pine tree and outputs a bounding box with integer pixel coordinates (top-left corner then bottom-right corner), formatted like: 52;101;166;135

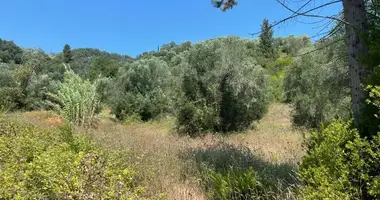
259;19;275;59
63;44;72;63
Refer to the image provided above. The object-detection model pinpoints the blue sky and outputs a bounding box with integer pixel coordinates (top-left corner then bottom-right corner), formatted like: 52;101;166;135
1;0;342;57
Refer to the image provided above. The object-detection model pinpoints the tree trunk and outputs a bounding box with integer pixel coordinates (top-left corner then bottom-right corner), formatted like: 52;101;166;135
342;0;369;128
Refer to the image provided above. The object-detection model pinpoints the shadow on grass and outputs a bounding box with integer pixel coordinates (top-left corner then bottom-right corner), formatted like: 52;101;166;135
180;142;297;185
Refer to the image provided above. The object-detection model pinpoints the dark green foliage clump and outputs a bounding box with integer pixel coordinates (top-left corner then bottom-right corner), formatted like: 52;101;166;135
299;120;380;199
69;48;133;78
63;44;72;63
0;38;23;64
176;37;270;136
259;19;275;60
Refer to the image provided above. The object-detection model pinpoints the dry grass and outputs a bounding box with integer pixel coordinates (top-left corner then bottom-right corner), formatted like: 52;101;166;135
8;104;305;199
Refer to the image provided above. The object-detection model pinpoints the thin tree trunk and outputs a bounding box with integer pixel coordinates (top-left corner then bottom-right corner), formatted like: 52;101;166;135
342;0;369;128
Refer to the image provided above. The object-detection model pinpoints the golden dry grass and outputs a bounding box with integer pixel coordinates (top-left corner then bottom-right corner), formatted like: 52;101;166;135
9;103;305;199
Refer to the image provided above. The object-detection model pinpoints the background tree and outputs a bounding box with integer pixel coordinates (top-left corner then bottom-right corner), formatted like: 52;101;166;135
259;18;275;60
176;37;269;135
0;38;23;64
213;0;372;135
63;44;72;63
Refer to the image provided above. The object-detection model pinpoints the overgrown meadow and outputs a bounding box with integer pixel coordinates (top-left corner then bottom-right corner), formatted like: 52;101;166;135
1;10;380;199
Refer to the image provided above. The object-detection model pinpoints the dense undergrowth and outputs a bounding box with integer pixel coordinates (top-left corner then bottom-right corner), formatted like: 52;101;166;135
0;116;145;199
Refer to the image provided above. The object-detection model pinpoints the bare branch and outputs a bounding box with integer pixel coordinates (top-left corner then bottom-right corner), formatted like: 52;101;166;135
293;38;345;57
275;0;349;26
249;0;343;36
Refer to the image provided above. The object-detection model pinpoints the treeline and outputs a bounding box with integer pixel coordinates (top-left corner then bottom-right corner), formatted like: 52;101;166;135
0;33;315;134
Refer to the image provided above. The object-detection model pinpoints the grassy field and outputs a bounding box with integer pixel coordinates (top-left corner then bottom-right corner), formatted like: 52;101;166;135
8;103;306;199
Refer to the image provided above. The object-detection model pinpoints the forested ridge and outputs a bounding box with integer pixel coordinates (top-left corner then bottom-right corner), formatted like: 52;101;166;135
1;0;380;199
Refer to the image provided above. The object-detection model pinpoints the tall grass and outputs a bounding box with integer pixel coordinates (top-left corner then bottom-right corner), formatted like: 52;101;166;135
47;64;100;127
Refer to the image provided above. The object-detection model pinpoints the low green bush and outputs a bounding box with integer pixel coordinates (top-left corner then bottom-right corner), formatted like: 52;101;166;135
0;117;144;199
299;120;380;199
0;87;23;110
203;168;267;200
182;142;297;200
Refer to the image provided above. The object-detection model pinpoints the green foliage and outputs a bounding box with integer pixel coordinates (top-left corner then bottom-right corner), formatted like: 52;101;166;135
69;48;133;78
259;19;275;60
299;120;380;199
63;44;72;63
89;56;120;80
0;38;23;64
274;35;311;56
0;117;143;199
24;74;58;110
284;44;350;128
110;57;170;121
212;0;238;11
47;65;100;127
367;85;380;119
177;37;269;136
0;64;24;110
204;168;266;200
21;48;50;74
361;85;380;136
0;64;17;88
0;87;23;111
267;57;292;102
183;142;297;200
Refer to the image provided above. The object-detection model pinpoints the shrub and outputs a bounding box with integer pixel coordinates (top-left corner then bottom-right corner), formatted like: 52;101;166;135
176;37;270;136
283;48;350;128
24;74;59;110
299;120;380;199
203;168;267;200
0;117;143;199
47;65;100;127
266;57;292;102
0;87;23;111
183;142;297;200
110;57;170;121
0;65;24;110
362;85;380;136
0;38;23;64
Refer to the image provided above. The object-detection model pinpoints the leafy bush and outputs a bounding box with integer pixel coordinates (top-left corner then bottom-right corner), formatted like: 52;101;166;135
47;65;100;127
110;57;170;121
176;37;270;136
299;120;380;199
24;74;59;110
266;57;292;102
0;38;23;64
283;46;350;128
0;65;23;110
0;87;23;111
0;117;144;199
274;35;311;56
203;168;267;200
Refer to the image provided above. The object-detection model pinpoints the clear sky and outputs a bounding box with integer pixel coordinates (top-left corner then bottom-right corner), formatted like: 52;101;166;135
1;0;342;57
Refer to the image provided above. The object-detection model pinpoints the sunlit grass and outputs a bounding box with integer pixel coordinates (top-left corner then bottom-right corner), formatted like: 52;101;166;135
8;103;305;199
